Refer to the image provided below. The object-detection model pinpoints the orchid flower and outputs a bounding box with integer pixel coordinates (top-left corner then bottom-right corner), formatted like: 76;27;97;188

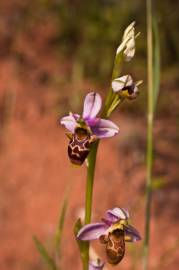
89;259;105;270
77;207;141;265
60;92;119;165
112;75;142;100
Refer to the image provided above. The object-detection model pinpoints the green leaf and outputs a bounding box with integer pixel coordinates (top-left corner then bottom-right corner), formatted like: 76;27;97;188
54;195;68;253
152;16;160;112
33;236;57;270
74;218;88;265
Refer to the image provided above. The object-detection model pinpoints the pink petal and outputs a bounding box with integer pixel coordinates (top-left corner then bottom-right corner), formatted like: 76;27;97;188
112;75;133;92
89;260;105;270
77;222;108;241
105;207;129;223
124;224;141;242
82;92;102;120
91;119;119;138
60;113;79;133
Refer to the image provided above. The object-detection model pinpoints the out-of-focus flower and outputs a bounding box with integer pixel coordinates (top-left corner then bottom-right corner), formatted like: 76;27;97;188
112;75;142;100
89;259;105;270
77;207;141;265
116;21;138;61
60;92;119;165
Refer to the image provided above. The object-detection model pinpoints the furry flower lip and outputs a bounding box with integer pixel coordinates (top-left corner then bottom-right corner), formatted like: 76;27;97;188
77;207;141;265
60;92;119;165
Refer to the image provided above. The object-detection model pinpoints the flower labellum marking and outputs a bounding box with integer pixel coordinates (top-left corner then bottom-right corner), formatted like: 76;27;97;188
68;126;96;165
77;207;141;265
100;229;125;265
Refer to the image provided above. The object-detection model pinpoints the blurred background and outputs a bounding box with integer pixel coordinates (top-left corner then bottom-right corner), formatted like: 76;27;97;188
0;0;178;270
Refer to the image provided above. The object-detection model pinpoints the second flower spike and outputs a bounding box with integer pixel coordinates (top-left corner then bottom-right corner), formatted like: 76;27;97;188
60;92;119;165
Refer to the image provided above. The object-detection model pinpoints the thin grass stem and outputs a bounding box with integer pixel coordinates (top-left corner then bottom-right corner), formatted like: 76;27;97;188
143;0;154;269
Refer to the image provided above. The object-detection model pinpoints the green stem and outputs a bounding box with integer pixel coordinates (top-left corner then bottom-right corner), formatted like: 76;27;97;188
143;0;154;269
82;38;124;270
85;142;99;224
102;53;123;117
83;141;99;270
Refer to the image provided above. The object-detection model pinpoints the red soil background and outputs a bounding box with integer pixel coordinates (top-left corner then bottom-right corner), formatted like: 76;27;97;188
0;2;179;270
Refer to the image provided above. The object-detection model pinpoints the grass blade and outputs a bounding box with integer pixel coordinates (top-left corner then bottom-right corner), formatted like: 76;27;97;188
54;195;68;253
143;0;154;269
33;236;57;270
153;16;160;111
